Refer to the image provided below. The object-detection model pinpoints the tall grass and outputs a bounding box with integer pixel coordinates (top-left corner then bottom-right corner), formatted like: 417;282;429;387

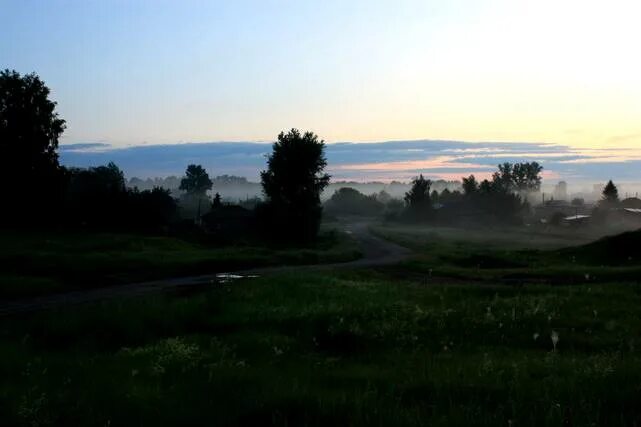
1;271;640;426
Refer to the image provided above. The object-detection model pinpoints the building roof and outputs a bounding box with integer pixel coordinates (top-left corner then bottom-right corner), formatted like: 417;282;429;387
564;214;591;221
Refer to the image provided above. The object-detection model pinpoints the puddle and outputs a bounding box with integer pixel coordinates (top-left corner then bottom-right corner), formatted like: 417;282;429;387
215;273;260;284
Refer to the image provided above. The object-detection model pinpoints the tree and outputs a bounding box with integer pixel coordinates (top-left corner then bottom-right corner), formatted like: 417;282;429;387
376;190;392;204
492;162;543;193
324;187;384;216
130;187;178;231
260;129;330;243
475;174;526;224
479;179;493;194
492;163;514;191
180;164;212;196
462;175;479;195
601;180;619;207
212;192;222;208
512;162;543;192
0;70;66;223
404;174;432;219
430;190;439;204
65;162;128;227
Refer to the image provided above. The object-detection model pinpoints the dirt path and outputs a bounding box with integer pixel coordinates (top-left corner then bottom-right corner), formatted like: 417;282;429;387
0;222;411;316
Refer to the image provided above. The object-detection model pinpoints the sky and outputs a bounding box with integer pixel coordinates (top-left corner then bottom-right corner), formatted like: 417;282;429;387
2;0;641;182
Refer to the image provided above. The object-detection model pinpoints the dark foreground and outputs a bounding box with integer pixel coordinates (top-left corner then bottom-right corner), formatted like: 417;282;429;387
2;269;641;426
2;224;641;426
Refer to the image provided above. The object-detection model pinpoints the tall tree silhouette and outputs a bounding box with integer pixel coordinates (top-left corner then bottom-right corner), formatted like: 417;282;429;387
260;129;330;243
404;174;432;220
179;164;213;221
601;180;619;207
461;175;479;195
492;162;543;193
180;164;213;196
0;70;66;224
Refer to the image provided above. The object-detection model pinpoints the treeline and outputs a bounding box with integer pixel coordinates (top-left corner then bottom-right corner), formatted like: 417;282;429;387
127;175;461;203
64;162;177;231
2;69;572;240
1;70;330;244
324;162;543;225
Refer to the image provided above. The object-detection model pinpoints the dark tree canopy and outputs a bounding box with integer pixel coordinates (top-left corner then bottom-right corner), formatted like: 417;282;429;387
212;192;222;208
601;180;619;206
404;174;432;217
64;162;178;231
180;164;213;196
512;162;543;192
461;175;479;195
325;187;384;216
260;129;330;243
0;70;67;223
492;162;543;193
0;70;66;173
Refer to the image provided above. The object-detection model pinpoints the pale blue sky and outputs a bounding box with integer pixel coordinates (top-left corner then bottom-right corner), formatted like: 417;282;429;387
4;0;640;149
2;0;474;144
3;0;641;183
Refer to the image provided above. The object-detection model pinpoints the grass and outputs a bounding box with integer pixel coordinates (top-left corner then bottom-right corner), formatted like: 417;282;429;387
1;270;640;426
0;229;360;299
371;223;641;285
3;222;641;425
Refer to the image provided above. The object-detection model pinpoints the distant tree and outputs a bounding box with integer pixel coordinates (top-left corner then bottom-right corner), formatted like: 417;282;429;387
212;192;222;208
259;129;330;243
430;190;439;204
376;190;392;204
601;180;619;207
479;179;493;194
404;174;432;219
180;164;213;196
65;162;128;228
492;162;543;193
571;197;585;207
324;187;384;217
130;187;178;231
512;162;543;192
0;70;66;224
492;163;514;191
67;162;126;196
462;175;479;195
476;175;525;224
383;198;405;220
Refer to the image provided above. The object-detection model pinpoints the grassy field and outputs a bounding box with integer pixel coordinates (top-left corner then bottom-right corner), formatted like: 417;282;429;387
0;229;360;299
2;223;641;425
371;224;641;285
1;269;640;426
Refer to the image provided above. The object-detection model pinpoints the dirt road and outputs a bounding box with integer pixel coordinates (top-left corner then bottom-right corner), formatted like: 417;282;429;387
0;222;410;316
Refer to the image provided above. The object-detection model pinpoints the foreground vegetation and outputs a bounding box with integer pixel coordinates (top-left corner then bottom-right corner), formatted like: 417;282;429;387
0;229;359;299
372;223;641;285
1;267;640;426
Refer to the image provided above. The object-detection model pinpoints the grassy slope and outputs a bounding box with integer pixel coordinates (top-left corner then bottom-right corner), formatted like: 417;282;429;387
560;228;641;266
1;271;640;426
371;224;641;284
0;229;360;299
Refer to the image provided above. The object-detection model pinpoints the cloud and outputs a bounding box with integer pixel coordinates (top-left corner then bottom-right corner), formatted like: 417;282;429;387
59;142;111;152
58;140;641;183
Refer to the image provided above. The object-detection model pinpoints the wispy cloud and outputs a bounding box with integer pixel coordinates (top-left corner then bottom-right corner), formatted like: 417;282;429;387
59;140;641;183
